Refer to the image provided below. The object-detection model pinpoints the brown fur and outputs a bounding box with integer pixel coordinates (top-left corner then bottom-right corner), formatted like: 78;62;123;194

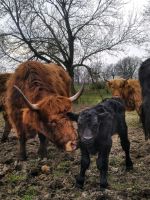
0;73;12;109
0;73;12;142
6;61;77;160
106;79;142;115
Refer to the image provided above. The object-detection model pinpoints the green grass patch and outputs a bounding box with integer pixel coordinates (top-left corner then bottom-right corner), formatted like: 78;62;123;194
52;169;64;177
22;195;33;200
56;160;70;170
21;186;37;200
109;156;123;166
73;87;111;109
8;173;26;183
125;111;140;128
78;89;111;105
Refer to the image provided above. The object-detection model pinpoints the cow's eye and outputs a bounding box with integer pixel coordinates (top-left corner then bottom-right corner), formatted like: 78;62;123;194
78;121;82;126
48;122;57;127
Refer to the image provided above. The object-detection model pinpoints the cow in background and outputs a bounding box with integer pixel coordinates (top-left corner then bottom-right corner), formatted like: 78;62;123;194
139;58;150;140
0;73;12;142
68;98;133;189
106;78;142;115
6;61;84;160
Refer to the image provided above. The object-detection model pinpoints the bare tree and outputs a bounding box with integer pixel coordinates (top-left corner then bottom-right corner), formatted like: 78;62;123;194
74;61;103;84
102;64;115;80
142;0;150;53
0;0;143;92
114;56;142;79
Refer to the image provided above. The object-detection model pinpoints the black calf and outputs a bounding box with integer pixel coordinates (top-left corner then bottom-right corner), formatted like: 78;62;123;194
68;98;133;189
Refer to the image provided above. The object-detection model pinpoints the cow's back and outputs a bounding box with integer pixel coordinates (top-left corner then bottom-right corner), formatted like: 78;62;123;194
44;63;71;97
7;61;71;103
101;98;125;114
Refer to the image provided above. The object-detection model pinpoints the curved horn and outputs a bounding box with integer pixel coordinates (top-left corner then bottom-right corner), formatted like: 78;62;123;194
13;85;39;111
125;78;129;81
69;83;84;102
104;78;109;82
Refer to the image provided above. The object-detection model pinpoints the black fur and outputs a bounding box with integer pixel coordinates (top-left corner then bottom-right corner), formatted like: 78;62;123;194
69;98;133;189
139;58;150;140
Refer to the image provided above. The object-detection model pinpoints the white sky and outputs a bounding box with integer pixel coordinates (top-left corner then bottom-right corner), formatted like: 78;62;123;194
0;0;149;70
102;0;149;65
129;0;147;12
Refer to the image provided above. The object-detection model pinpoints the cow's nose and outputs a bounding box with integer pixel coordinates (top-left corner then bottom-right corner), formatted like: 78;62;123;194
82;136;94;144
113;95;121;98
65;141;77;152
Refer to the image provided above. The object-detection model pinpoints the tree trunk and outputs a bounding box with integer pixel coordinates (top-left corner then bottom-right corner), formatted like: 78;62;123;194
71;80;76;95
67;66;76;95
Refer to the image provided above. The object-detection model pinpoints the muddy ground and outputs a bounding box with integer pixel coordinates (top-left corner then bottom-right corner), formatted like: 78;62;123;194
0;110;149;200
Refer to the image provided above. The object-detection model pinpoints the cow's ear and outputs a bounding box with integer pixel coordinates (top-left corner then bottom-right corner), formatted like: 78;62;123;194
98;112;109;120
121;79;128;87
66;112;79;121
106;81;111;87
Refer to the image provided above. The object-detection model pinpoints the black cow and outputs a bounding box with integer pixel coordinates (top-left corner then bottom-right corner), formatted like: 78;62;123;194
68;98;133;189
139;58;150;140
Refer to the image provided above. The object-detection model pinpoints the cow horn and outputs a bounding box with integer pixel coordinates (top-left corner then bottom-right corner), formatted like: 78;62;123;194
69;83;84;102
104;78;109;82
13;85;39;111
125;78;130;81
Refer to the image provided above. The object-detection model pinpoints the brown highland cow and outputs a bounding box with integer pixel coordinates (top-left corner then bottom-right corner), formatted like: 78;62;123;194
6;61;83;160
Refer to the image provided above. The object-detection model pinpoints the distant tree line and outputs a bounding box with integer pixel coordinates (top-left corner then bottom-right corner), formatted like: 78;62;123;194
74;56;142;86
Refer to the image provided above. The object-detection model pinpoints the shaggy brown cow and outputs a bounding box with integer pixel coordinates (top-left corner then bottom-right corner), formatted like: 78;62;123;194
0;73;12;142
6;61;83;160
106;79;142;115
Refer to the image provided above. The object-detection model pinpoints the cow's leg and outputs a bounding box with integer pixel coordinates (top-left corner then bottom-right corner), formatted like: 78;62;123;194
96;141;112;189
38;133;48;158
143;118;150;140
18;132;27;161
1;113;11;142
141;109;148;140
141;106;150;140
75;149;90;189
118;121;133;170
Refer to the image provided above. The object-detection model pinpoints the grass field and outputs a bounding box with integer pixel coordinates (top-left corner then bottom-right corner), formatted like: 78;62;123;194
73;85;111;111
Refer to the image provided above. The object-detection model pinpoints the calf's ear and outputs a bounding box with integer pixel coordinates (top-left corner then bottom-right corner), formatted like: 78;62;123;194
66;112;79;121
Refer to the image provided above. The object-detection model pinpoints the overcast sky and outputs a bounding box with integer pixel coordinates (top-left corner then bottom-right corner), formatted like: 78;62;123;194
102;0;148;65
0;0;149;70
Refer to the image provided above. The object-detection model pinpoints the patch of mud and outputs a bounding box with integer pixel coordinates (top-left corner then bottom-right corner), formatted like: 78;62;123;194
0;111;149;200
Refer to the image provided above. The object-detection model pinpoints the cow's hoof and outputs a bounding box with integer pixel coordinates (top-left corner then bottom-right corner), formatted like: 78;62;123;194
145;136;148;141
100;182;108;189
126;165;133;171
126;160;133;171
75;175;84;189
75;182;84;189
38;149;47;159
145;135;149;141
1;137;8;143
18;155;27;161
